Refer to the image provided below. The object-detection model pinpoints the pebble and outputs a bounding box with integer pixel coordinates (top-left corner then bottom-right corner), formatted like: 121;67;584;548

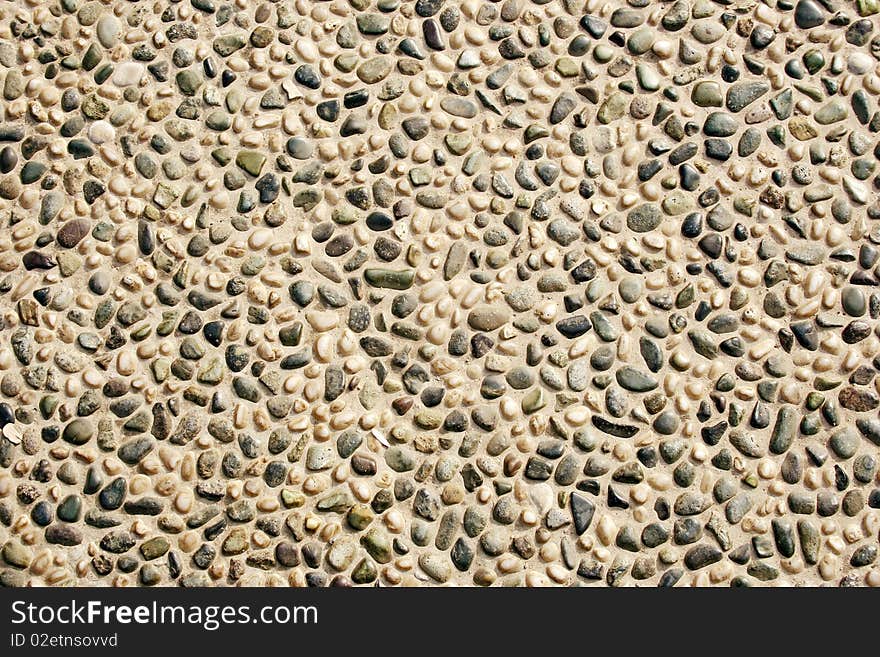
627;204;662;233
795;0;826;29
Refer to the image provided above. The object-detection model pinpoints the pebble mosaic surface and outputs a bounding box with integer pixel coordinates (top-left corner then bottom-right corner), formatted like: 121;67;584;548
0;0;879;588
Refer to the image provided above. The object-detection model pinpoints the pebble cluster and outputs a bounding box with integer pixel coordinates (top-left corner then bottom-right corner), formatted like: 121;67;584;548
0;0;879;588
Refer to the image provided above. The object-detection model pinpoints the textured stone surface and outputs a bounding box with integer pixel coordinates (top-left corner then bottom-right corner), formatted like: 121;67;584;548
0;0;878;589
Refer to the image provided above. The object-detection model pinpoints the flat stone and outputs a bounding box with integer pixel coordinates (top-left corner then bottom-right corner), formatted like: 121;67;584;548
726;82;770;112
468;306;510;331
364;269;414;290
627;203;662;232
616;366;658;392
839;386;879;412
357;57;392;84
236;150;266;177
795;0;825;28
684;544;723;570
